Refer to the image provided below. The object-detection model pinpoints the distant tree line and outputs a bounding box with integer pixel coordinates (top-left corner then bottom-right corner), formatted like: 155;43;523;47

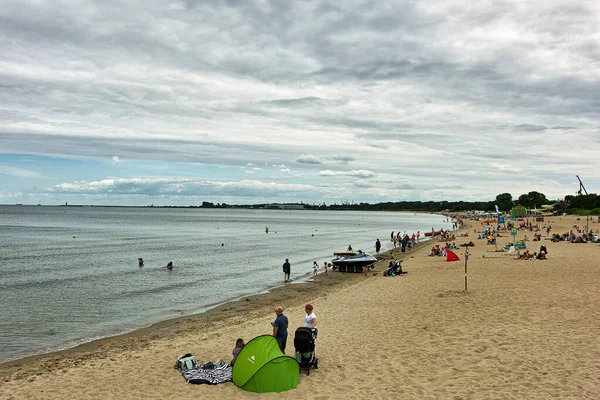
198;191;600;215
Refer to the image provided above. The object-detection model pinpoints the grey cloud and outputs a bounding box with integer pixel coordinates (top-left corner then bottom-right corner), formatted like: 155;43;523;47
514;124;547;132
551;126;576;130
395;184;414;190
296;154;322;164
0;0;599;204
259;97;326;107
332;156;354;163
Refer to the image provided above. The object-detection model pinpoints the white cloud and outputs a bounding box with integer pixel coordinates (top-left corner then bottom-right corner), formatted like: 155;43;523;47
319;170;376;178
0;164;44;179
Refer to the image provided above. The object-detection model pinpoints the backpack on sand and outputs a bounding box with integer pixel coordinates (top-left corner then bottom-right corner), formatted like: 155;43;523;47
174;353;197;370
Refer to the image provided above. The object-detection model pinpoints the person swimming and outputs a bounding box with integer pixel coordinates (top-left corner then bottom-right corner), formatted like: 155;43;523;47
166;261;173;270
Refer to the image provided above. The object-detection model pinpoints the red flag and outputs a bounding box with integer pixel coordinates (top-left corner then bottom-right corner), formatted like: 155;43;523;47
446;250;460;262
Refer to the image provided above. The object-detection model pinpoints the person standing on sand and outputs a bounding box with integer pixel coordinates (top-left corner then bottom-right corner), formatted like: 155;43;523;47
282;258;291;282
304;304;318;358
375;238;381;255
323;261;329;276
272;306;288;353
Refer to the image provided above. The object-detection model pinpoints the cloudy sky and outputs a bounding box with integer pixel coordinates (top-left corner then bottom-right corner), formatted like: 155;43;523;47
1;0;599;206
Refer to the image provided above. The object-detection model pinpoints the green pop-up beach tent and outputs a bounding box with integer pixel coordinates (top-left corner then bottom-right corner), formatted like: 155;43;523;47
232;335;299;393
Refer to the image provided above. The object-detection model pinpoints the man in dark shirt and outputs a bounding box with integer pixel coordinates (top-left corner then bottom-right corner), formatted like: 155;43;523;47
282;258;291;282
272;306;288;353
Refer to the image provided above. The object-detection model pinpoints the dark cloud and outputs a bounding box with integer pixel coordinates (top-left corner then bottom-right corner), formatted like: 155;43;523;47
551;126;576;130
513;124;548;132
296;154;322;164
332;156;354;163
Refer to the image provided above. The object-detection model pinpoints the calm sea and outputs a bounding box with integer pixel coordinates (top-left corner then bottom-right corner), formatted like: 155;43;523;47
0;206;451;362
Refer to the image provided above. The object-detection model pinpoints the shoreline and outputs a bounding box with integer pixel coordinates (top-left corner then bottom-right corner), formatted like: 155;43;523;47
0;234;436;371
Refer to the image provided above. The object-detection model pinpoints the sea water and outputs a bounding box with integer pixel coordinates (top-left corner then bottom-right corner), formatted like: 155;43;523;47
0;206;451;362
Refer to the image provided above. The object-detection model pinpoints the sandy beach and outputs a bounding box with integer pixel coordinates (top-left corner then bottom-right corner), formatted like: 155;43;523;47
2;215;600;399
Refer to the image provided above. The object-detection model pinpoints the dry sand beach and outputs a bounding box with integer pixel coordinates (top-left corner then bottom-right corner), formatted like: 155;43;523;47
2;215;600;399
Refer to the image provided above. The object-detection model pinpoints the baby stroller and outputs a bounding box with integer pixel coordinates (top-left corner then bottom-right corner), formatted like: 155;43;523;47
294;327;319;375
384;260;406;277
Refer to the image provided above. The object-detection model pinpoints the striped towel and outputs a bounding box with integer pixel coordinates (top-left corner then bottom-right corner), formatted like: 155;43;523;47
180;360;232;385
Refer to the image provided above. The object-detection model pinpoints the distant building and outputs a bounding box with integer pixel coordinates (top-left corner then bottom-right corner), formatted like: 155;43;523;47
264;204;304;210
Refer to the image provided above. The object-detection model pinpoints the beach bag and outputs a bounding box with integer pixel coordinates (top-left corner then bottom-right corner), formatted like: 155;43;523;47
174;353;197;370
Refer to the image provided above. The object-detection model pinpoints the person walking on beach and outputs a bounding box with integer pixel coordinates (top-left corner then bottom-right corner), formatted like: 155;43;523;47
322;261;329;276
375;238;381;255
282;258;291;282
312;261;319;277
272;306;288;353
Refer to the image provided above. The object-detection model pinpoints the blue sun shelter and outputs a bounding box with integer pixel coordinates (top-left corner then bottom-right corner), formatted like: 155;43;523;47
232;335;300;393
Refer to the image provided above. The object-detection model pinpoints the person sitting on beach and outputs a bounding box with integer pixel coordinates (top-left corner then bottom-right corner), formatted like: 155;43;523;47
166;261;173;270
536;251;547;260
516;250;530;260
384;260;406;276
231;338;245;365
138;257;144;267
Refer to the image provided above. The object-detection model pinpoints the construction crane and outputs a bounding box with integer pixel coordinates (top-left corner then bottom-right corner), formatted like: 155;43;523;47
576;175;588;196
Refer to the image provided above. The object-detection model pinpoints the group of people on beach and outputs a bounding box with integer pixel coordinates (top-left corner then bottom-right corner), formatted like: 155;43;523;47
230;303;318;365
312;261;329;277
283;258;332;282
390;231;418;253
428;242;461;257
513;245;548;260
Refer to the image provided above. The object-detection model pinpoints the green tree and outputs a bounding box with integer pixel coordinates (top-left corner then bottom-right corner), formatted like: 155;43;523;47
495;193;514;212
517;191;549;208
